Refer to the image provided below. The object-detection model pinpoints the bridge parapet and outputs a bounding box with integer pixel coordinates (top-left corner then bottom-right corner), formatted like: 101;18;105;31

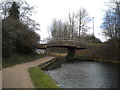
38;38;91;49
48;38;89;45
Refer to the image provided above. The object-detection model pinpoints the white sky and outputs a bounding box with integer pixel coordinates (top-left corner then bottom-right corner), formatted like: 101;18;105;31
26;0;109;42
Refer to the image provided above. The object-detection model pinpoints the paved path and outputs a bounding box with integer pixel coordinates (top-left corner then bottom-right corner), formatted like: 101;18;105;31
2;56;55;88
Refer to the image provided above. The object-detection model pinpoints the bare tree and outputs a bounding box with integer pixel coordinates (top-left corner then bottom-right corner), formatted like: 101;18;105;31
1;1;12;19
68;12;73;38
76;8;91;37
50;18;75;42
49;8;91;42
63;24;69;38
101;0;120;56
67;12;78;38
50;19;57;41
102;0;120;38
102;11;115;38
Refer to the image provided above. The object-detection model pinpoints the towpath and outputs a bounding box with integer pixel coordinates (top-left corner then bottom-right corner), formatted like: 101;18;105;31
2;56;55;88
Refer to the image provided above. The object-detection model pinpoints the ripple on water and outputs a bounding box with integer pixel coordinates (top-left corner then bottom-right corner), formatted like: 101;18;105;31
45;61;119;88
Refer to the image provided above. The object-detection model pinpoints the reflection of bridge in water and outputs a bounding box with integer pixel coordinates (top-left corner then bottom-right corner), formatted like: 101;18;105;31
38;39;89;60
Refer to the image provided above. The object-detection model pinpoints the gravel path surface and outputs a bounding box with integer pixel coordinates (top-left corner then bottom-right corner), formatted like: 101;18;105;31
2;56;55;88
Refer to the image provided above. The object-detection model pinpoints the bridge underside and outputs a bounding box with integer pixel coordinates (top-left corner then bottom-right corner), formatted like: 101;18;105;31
66;48;75;60
37;44;86;60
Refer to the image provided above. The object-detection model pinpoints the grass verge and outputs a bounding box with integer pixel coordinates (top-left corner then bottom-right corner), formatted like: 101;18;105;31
2;53;45;68
28;67;59;88
0;61;1;70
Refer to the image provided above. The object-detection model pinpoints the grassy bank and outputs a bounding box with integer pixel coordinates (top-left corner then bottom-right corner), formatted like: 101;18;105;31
2;53;45;68
74;41;120;63
28;67;59;88
0;61;1;70
75;57;120;63
75;54;120;63
47;52;67;57
94;59;120;63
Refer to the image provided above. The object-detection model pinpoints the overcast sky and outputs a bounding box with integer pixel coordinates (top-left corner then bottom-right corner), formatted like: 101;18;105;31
26;0;109;42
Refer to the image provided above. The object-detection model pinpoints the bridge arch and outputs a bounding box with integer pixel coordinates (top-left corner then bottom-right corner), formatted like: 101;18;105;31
38;44;86;60
37;38;87;60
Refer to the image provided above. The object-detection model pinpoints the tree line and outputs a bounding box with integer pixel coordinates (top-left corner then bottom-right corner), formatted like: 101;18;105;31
1;0;120;62
47;0;120;61
77;0;120;61
2;0;40;61
102;0;120;39
101;0;120;55
48;8;101;43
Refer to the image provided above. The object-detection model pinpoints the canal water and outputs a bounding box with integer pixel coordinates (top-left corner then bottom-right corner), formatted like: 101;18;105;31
44;58;120;88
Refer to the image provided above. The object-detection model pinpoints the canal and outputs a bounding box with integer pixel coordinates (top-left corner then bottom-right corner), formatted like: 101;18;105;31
44;58;120;88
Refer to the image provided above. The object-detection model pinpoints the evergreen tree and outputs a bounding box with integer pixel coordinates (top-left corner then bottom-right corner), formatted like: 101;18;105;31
8;2;20;19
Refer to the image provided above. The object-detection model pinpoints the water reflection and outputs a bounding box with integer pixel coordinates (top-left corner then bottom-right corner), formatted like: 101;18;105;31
45;60;119;88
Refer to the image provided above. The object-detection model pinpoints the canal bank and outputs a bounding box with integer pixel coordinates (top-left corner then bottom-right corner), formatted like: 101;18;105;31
74;58;120;64
27;56;61;88
94;59;120;63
